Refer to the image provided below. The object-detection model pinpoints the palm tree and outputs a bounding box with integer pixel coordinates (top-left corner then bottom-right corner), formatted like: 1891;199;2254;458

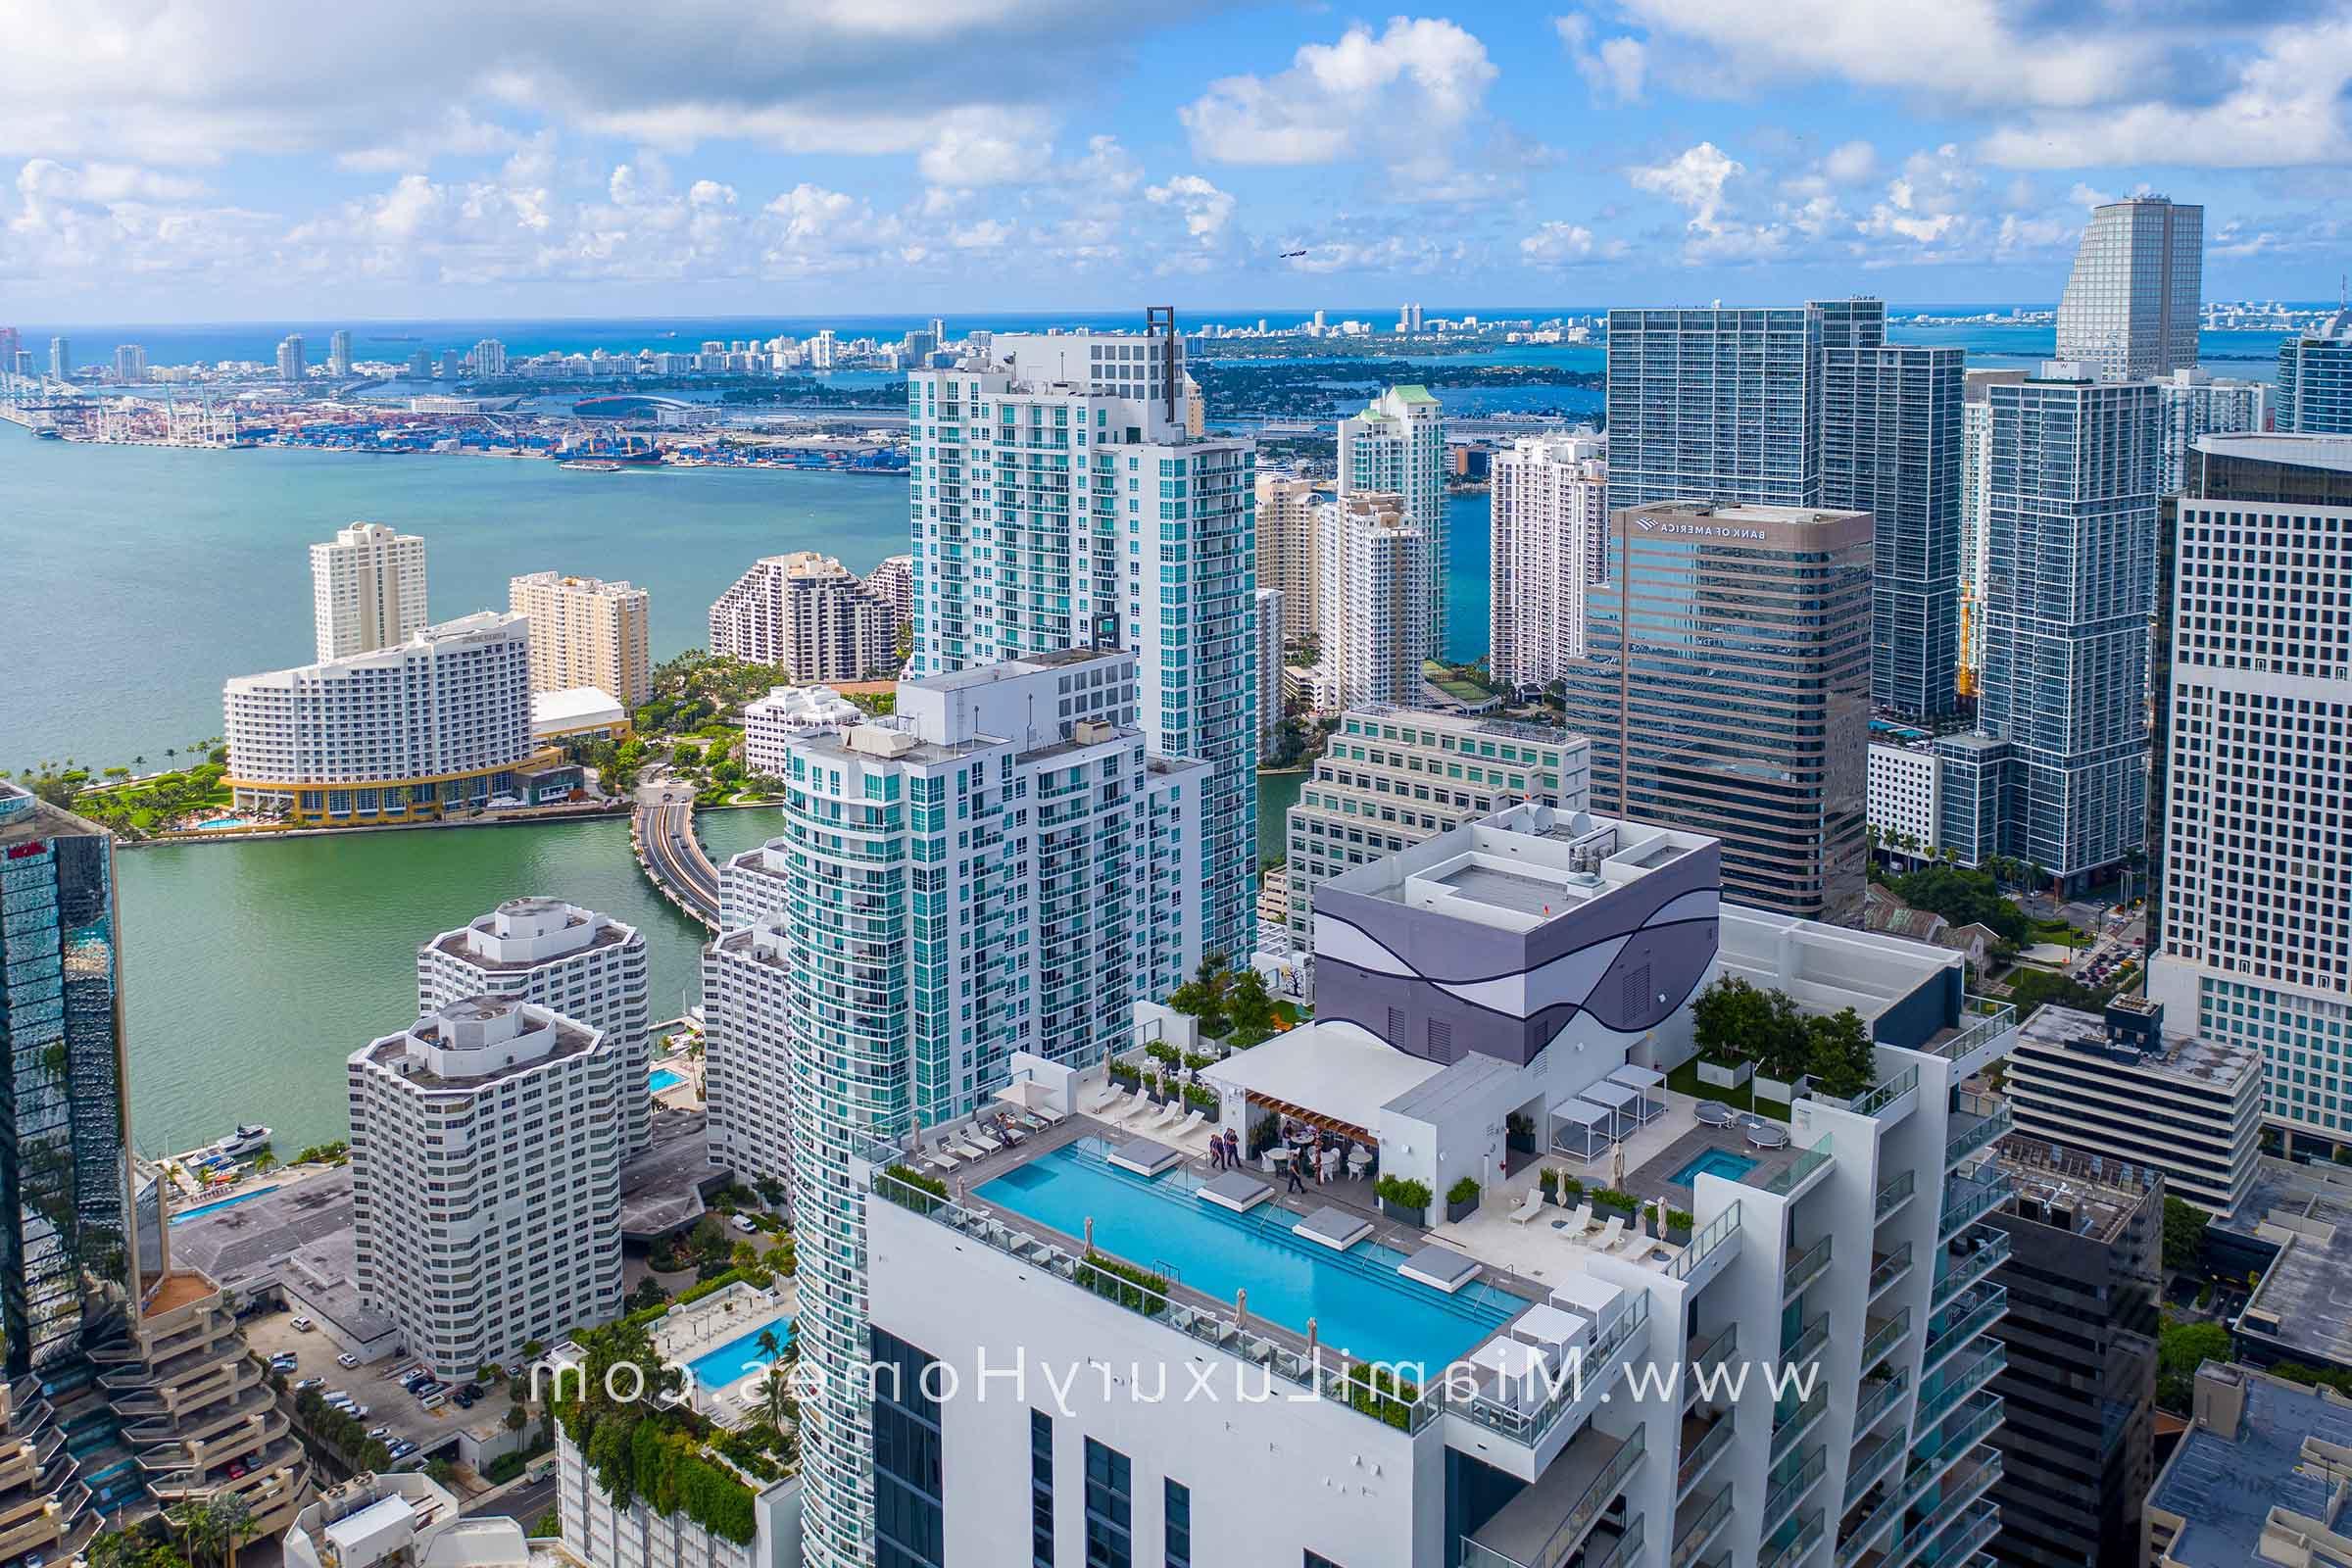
756;1327;782;1366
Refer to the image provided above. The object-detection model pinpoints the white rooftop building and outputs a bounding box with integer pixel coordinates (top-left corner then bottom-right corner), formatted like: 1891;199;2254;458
742;684;862;779
853;801;2025;1568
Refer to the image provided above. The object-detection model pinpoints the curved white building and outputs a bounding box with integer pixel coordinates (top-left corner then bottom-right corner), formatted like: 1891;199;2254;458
708;552;896;681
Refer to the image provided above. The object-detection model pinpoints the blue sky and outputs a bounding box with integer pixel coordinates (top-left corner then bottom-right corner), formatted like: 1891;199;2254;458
5;1;2349;321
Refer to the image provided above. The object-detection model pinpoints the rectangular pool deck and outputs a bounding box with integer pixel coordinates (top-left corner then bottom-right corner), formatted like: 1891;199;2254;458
912;1112;1553;1374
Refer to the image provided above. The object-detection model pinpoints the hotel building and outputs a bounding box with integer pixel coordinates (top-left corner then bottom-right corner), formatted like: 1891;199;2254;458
2150;434;2352;1145
2002;996;2260;1214
508;571;652;708
1317;491;1429;709
741;685;861;777
1559;501;1874;925
708;552;898;682
1339;385;1446;649
705;649;1206;1568
854;800;2023;1568
1256;474;1323;639
223;611;538;826
311;521;426;663
418;898;652;1154
348;997;624;1378
907;324;1259;959
1283;707;1590;944
1489;432;1608;694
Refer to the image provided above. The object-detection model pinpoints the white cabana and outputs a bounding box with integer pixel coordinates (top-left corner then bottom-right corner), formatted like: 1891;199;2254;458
1575;1078;1642;1138
1199;1022;1442;1143
1606;1064;1667;1126
1549;1097;1616;1159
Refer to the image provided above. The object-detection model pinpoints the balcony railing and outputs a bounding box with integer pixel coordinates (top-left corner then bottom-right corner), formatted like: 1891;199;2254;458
1875;1170;1917;1221
1860;1307;1912;1372
1849;1067;1920;1121
1923;1394;2004;1469
1459;1428;1646;1568
1590;1518;1645;1568
1762;1508;1827;1568
1773;1386;1829;1464
1923;1288;2007;1377
1933;998;2017;1064
1937;1170;2011;1244
1668;1203;1743;1286
1943;1093;2011;1169
1446;1296;1653;1449
1761;1137;1838;1198
1785;1313;1831;1376
1868;1243;1915;1302
1686;1324;1737;1409
1918;1346;2006;1429
1933;1232;2010;1308
1845;1430;1905;1510
1764;1447;1828;1538
1851;1370;1909;1439
1785;1235;1834;1301
1672;1487;1734;1568
1678;1412;1736;1498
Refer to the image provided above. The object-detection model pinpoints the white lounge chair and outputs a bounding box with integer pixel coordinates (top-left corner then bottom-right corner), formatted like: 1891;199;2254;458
1506;1187;1547;1225
1567;1201;1594;1234
1175;1108;1207;1141
1604;1221;1634;1254
1592;1216;1624;1252
1088;1085;1125;1115
1034;1104;1068;1124
1147;1100;1184;1130
955;1134;994;1158
925;1145;961;1173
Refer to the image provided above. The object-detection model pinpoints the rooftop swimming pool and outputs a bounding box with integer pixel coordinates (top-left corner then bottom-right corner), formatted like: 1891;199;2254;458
1668;1149;1759;1187
683;1312;795;1389
975;1141;1518;1369
171;1186;278;1224
648;1067;685;1093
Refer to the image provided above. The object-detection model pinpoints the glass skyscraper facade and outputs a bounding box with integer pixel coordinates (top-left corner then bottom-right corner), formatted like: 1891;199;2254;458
1976;370;2159;886
1606;299;1962;719
1557;501;1874;924
0;782;134;1380
2053;197;2202;384
2278;321;2352;435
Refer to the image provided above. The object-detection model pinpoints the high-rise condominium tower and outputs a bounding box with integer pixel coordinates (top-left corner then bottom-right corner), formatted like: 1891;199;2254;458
1253;473;1321;639
1315;491;1427;708
418;898;651;1152
2157;370;2268;494
48;337;69;378
349;996;622;1377
708;552;897;682
2054;196;2202;383
1338;385;1446;649
276;333;305;384
2278;313;2352;434
1606;299;1961;718
509;570;653;707
1559;501;1875;924
1960;371;2031;693
706;649;1205;1568
907;323;1258;959
311;520;427;662
1489;431;1608;693
2150;433;2352;1144
327;329;352;376
1974;368;2158;888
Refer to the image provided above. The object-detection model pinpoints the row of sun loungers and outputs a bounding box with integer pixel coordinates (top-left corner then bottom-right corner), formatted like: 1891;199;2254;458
1498;1187;1637;1252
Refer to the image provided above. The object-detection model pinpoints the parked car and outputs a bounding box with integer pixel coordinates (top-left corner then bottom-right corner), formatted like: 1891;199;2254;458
335;1353;360;1369
225;1461;246;1480
452;1390;475;1409
728;1214;759;1234
288;1316;316;1332
368;1426;391;1442
294;1377;324;1392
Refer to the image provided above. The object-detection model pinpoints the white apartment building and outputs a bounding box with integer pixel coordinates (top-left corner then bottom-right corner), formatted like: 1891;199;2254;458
2157;371;2269;495
1340;384;1446;650
705;649;1206;1568
1490;432;1608;693
509;571;653;708
1318;491;1429;709
224;610;535;826
742;684;861;778
707;552;896;682
865;554;914;637
906;328;1259;959
2150;433;2352;1144
1284;707;1591;944
555;1411;799;1568
311;521;427;662
348;996;624;1378
1868;740;1943;858
1255;586;1284;748
418;898;653;1154
1958;373;2027;689
858;801;2023;1568
1256;473;1322;639
282;1474;489;1568
2005;995;2260;1214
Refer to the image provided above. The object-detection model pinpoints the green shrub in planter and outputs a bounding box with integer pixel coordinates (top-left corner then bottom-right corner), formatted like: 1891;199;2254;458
1343;1363;1422;1431
1145;1041;1182;1066
1556;1175;1586;1203
1182;1083;1218;1112
1666;1208;1694;1233
1108;1060;1143;1087
1375;1175;1432;1215
880;1164;949;1216
1446;1176;1481;1205
1538;1168;1559;1202
1182;1052;1216;1072
1592;1187;1641;1213
1079;1251;1170;1317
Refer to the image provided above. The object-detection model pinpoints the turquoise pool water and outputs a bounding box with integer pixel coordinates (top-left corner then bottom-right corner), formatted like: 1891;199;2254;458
1669;1149;1759;1187
172;1186;278;1224
976;1142;1517;1368
197;816;255;829
648;1067;685;1092
683;1313;794;1388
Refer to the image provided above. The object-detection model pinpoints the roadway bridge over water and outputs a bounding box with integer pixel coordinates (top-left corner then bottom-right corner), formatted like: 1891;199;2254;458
632;791;720;928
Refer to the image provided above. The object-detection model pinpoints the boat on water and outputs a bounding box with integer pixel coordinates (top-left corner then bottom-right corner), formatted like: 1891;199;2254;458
214;1123;271;1156
560;459;622;472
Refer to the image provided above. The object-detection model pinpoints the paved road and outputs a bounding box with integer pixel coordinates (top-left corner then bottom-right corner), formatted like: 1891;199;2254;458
633;787;719;927
471;1475;559;1524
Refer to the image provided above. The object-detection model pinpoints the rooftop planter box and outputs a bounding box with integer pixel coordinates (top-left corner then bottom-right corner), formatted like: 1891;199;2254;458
1505;1111;1538;1155
1376;1176;1431;1228
1755;1072;1808;1103
1446;1176;1482;1224
1697;1057;1752;1090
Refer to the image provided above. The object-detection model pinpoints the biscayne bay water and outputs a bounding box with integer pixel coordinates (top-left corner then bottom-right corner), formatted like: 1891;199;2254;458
114;808;781;1155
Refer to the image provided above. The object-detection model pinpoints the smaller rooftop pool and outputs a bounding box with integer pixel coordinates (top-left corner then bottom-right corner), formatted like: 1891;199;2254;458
649;1067;686;1093
683;1313;795;1390
172;1186;278;1224
1667;1149;1758;1187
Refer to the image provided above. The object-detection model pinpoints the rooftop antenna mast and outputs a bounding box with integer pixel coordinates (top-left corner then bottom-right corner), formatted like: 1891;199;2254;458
1147;306;1177;423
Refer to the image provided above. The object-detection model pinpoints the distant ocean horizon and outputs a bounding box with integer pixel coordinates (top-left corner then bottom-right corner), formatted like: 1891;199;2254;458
19;303;2318;381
